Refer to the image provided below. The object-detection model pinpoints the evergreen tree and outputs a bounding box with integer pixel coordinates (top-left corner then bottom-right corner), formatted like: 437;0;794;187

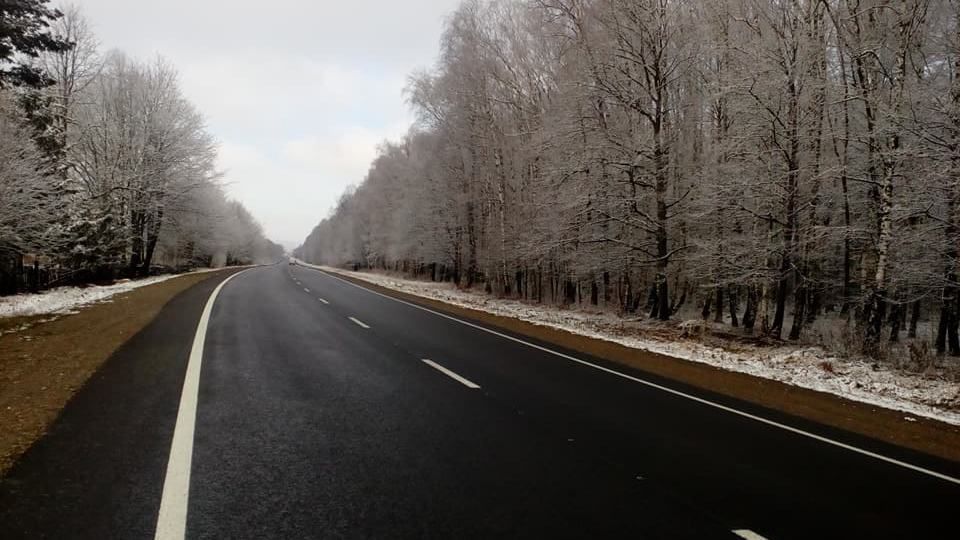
0;0;71;88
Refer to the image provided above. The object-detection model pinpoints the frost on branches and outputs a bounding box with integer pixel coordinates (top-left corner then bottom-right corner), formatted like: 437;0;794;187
0;3;282;296
297;0;960;362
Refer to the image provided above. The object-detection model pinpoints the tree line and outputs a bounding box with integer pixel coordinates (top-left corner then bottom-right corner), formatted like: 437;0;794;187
298;0;960;357
1;1;281;295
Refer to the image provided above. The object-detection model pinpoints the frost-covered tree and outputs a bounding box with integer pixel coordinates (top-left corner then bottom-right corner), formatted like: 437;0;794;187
0;4;279;293
0;93;62;252
298;0;960;359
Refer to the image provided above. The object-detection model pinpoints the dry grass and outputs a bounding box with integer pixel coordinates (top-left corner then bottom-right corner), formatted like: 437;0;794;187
0;271;227;474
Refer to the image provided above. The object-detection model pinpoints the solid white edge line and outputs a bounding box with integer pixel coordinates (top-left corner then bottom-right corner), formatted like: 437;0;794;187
348;316;370;329
732;529;767;540
318;298;329;304
154;268;254;540
422;359;481;389
308;266;960;486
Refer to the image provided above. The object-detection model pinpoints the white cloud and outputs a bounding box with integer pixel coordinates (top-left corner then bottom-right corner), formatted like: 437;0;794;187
217;119;412;248
73;0;461;247
177;56;406;136
282;121;412;175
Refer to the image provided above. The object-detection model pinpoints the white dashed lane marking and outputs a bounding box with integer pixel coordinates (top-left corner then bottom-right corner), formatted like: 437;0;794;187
732;530;767;540
422;359;480;389
309;266;960;487
348;317;370;329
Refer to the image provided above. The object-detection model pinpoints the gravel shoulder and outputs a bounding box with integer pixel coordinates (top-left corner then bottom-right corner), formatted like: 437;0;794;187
0;270;235;474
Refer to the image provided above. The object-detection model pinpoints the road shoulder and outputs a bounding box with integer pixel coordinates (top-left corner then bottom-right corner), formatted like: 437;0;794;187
0;268;244;475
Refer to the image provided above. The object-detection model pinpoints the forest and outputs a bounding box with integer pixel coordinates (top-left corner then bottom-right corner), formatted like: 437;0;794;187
298;0;960;358
0;2;282;296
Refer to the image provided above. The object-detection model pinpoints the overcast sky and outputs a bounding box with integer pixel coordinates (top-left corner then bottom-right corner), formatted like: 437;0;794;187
74;0;459;249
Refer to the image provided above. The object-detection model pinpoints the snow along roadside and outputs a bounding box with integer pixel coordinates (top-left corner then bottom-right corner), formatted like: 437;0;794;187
307;263;960;427
0;268;227;319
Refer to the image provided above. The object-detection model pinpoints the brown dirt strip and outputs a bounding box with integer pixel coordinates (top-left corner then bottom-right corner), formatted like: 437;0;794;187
0;270;236;475
327;270;960;464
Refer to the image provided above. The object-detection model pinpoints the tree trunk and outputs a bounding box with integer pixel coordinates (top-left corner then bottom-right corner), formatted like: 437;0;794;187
728;286;739;327
789;282;806;340
936;307;948;354
129;210;145;275
465;200;478;288
672;282;688;315
889;302;902;343
908;300;920;339
140;207;164;277
647;283;660;318
652;72;671;322
772;271;789;338
866;169;894;351
937;294;960;356
742;285;758;330
714;286;724;324
864;1;909;353
866;295;888;354
603;271;611;303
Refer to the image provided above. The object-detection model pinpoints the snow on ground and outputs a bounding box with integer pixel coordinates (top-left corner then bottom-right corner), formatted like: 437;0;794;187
0;269;220;320
313;264;960;426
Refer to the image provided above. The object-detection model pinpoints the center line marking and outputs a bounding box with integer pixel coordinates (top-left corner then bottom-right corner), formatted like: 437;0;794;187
303;287;310;292
348;316;370;329
318;298;329;304
422;359;480;389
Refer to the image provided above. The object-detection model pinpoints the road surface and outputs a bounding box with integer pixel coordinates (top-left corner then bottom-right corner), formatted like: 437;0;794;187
1;263;958;539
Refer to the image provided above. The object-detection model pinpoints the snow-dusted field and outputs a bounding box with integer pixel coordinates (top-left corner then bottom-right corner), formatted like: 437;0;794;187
0;269;220;319
312;264;960;426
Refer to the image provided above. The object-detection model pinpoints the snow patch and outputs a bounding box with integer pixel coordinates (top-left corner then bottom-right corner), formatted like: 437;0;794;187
312;263;960;426
0;269;220;320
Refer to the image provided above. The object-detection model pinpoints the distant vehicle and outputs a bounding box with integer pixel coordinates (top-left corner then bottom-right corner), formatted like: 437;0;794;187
289;257;296;265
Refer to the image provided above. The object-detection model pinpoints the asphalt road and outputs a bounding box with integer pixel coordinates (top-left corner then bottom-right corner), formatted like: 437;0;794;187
2;263;959;539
